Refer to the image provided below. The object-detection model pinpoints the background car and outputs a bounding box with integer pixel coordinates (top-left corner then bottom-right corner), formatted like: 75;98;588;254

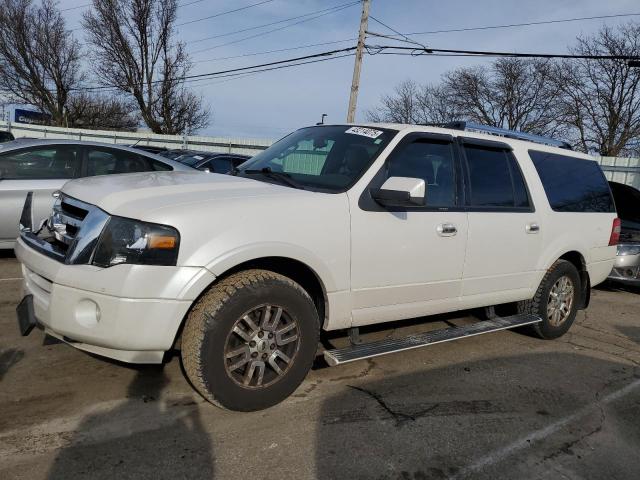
127;144;168;155
608;181;640;286
171;150;251;173
0;139;193;248
0;131;15;143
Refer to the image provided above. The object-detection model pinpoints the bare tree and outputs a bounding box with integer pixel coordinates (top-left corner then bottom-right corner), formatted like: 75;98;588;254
367;58;561;134
83;0;210;134
442;58;562;135
554;23;640;156
67;93;140;131
0;0;82;125
366;80;461;124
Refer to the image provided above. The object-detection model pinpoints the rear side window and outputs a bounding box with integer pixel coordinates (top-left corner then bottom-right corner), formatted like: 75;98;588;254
86;148;171;176
463;145;531;209
529;150;615;213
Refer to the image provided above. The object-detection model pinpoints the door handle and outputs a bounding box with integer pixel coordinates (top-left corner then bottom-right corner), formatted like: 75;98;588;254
526;222;540;234
437;223;457;237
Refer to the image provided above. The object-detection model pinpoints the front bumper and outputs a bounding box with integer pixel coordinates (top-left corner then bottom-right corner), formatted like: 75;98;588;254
608;249;640;286
15;238;216;363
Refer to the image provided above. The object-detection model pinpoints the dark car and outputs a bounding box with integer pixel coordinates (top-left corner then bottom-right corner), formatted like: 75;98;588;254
0;131;15;143
172;151;251;173
608;181;640;285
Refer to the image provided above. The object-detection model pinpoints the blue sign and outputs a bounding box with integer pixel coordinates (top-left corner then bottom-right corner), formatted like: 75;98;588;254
14;108;51;125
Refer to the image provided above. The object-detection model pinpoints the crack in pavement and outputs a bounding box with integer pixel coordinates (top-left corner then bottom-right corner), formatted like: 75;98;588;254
348;385;429;426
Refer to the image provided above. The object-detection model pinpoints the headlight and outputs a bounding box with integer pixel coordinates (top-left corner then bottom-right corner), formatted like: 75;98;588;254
93;216;180;267
617;244;640;256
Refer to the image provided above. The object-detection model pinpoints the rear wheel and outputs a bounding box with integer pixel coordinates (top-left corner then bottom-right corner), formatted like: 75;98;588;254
518;260;581;339
181;269;319;411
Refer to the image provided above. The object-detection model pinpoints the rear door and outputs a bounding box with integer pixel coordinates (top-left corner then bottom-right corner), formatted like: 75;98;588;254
0;145;80;245
458;138;542;305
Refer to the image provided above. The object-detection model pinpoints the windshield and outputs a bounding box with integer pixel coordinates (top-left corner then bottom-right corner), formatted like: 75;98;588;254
237;125;397;192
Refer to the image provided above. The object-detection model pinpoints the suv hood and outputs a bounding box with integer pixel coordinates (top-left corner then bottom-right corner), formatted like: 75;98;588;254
62;171;304;217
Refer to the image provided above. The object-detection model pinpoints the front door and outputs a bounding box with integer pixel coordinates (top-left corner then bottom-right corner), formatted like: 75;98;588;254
349;133;468;326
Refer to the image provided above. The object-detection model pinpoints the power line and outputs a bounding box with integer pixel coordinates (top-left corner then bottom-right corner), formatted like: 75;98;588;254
177;0;276;27
185;52;355;88
61;3;90;12
368;15;427;50
191;11;640;63
188;1;358;45
367;44;640;61
192;39;357;64
70;46;357;92
373;12;640;39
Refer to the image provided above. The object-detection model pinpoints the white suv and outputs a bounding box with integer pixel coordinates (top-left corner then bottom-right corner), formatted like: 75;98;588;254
15;122;619;411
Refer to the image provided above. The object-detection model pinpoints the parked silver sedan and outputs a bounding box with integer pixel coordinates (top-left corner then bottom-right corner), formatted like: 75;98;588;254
0;139;194;249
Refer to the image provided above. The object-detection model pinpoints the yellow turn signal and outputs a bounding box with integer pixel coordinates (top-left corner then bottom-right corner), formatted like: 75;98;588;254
148;235;177;249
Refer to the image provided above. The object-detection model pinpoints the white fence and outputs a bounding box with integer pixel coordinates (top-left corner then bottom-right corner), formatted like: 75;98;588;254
0;120;273;156
597;156;640;190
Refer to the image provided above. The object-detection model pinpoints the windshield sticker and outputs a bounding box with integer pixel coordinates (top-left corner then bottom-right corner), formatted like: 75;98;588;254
193;155;204;160
345;126;383;139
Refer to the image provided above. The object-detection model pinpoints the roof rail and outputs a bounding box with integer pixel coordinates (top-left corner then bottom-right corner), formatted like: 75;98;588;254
438;121;572;150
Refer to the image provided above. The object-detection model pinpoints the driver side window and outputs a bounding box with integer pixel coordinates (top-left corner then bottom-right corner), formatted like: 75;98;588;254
385;139;456;207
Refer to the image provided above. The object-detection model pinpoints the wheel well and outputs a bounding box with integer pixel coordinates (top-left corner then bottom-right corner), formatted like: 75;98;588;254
221;257;327;323
558;251;590;309
558;251;586;272
171;257;327;352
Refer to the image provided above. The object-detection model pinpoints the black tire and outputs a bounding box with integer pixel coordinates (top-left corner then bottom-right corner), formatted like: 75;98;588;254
518;259;581;339
181;269;319;411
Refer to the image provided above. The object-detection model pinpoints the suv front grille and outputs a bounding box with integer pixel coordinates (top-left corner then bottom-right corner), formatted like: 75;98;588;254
52;197;92;251
21;194;110;265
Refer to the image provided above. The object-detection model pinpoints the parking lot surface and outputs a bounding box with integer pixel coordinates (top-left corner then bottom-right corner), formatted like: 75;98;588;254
1;252;639;480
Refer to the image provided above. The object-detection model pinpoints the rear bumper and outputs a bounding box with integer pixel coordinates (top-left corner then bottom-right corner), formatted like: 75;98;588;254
15;238;216;363
608;251;640;286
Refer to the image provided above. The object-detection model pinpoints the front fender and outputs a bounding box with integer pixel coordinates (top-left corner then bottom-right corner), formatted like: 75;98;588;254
204;242;341;293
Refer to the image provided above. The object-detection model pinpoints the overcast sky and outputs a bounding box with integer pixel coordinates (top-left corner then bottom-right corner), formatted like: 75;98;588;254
59;0;640;139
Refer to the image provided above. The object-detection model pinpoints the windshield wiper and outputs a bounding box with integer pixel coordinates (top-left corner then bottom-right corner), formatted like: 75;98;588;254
242;167;306;190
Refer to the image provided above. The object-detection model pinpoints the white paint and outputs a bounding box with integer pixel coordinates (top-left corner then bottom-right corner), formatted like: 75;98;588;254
454;378;640;478
0;277;22;282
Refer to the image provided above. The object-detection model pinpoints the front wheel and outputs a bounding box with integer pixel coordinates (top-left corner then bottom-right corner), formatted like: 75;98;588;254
518;259;581;339
181;270;320;411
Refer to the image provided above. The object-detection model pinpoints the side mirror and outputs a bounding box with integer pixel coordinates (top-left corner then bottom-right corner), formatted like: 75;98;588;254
370;177;426;207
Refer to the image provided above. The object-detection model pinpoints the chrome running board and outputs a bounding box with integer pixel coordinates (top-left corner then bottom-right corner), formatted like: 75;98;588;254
324;314;542;366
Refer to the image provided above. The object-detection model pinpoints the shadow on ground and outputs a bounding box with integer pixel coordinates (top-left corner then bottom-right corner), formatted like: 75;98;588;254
616;325;640;346
0;348;24;381
47;366;215;480
0;249;16;259
315;351;640;480
595;281;640;295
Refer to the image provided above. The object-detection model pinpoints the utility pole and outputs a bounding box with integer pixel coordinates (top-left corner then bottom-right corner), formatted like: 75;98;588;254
346;0;370;123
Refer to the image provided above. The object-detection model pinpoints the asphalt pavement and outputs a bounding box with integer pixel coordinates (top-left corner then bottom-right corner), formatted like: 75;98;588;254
1;251;639;480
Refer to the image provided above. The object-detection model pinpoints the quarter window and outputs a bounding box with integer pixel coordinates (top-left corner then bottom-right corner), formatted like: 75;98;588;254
529;150;615;213
464;145;531;209
386;139;456;207
0;146;80;179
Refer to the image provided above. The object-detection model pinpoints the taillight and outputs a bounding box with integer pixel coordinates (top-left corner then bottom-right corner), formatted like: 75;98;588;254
609;218;621;246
